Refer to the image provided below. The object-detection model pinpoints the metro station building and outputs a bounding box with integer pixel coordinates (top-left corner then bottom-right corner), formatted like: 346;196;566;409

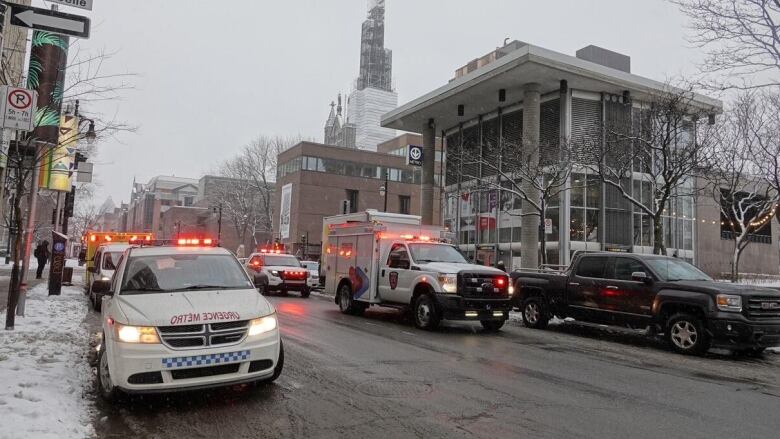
381;42;780;276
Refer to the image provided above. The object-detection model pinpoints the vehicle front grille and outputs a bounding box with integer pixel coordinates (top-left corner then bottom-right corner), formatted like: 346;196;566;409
457;272;509;298
171;364;240;380
746;296;780;320
158;321;249;350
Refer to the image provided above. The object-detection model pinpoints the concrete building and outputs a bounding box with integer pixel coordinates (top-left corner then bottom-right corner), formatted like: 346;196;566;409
124;176;199;233
379;41;774;277
323;0;397;151
1;0;31;87
272;139;441;258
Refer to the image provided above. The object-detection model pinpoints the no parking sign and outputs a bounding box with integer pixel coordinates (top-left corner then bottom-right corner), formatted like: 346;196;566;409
0;85;38;131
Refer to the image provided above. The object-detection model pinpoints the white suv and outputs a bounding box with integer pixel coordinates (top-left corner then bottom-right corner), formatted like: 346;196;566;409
97;244;283;401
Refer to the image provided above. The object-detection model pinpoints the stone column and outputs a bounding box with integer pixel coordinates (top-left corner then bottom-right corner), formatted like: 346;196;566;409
421;119;436;225
521;83;541;269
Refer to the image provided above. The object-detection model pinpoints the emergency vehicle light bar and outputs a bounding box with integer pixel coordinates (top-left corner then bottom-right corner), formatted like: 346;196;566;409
259;248;283;254
136;238;218;247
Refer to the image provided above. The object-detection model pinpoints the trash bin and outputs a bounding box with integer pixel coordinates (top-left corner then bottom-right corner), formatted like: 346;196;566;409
62;266;74;286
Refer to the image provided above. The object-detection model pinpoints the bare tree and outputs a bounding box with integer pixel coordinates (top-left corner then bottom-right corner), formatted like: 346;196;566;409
205;166;267;251
3;36;136;329
456;136;575;265
226;135;303;235
672;0;780;89
709;90;778;281
586;87;719;255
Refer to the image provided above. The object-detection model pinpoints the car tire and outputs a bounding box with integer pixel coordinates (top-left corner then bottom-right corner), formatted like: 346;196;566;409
481;319;505;332
666;313;711;355
92;293;102;312
413;294;441;331
521;297;549;329
338;283;355;315
301;287;311;298
97;341;121;403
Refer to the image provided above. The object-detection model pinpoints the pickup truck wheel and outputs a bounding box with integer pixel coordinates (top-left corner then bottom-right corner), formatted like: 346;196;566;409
413;294;440;330
301;287;311;298
521;298;549;329
481;319;505;332
92;292;102;312
97;342;121;402
666;313;710;355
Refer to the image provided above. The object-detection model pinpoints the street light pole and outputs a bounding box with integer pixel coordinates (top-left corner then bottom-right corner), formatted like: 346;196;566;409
379;170;389;212
217;203;222;245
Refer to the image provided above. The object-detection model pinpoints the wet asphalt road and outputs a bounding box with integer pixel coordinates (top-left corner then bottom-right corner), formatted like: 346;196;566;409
89;293;780;439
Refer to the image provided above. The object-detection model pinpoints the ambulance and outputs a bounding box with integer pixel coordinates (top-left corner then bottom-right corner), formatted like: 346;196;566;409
324;211;512;331
96;238;282;401
83;231;153;288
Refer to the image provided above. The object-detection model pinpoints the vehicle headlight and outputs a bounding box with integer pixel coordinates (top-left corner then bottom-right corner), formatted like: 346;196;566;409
248;314;278;336
508;284;514;296
269;270;279;277
716;294;742;312
100;276;111;281
438;274;458;293
116;324;160;344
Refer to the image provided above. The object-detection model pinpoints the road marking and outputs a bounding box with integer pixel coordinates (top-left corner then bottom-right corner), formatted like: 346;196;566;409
401;331;415;336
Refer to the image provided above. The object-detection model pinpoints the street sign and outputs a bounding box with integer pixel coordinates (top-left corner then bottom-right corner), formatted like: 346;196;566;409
76;162;93;183
9;4;90;39
406;145;423;166
47;0;94;11
544;218;553;234
0;86;38;131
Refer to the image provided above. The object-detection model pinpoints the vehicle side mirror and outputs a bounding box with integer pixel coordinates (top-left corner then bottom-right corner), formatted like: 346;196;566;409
631;271;652;284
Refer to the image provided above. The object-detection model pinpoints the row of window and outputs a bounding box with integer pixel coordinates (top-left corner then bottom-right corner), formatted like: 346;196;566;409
277;155;422;184
344;189;411;215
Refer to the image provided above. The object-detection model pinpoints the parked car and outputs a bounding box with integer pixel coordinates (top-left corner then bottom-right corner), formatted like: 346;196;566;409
510;252;780;355
300;261;320;290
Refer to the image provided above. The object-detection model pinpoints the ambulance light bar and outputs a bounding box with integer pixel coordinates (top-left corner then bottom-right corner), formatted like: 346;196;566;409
259;248;283;254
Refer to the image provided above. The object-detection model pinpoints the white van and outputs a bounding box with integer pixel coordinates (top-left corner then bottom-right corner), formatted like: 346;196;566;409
96;242;283;401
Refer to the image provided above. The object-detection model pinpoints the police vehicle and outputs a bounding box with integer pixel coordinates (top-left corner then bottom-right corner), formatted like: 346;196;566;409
245;249;311;298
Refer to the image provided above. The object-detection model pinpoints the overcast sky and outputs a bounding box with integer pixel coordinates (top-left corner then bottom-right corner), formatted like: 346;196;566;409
35;0;700;207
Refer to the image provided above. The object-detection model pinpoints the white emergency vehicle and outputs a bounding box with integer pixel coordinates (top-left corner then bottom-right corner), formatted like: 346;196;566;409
245;250;311;297
324;211;512;331
97;239;283;401
88;243;131;312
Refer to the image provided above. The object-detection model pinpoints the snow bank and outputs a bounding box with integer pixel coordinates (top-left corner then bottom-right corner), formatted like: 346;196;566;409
0;284;94;439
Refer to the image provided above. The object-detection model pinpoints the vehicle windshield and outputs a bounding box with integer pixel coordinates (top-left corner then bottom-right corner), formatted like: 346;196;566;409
408;244;468;264
263;255;301;267
646;258;713;282
301;262;319;271
102;252;122;270
120;254;253;294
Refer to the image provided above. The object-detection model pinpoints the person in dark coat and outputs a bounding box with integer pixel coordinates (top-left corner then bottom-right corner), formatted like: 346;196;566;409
34;240;50;279
496;260;507;272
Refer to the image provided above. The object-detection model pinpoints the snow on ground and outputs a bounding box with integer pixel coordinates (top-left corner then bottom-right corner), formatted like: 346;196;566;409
0;258;79;270
0;283;94;439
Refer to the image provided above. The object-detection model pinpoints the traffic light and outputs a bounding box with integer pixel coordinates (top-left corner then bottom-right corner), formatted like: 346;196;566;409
64;187;75;219
74;152;87;166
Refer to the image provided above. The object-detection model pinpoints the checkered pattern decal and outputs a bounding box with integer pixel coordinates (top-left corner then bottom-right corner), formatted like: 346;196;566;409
162;350;250;369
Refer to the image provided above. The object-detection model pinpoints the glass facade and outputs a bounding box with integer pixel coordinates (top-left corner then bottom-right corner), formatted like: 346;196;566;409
442;94;698;270
277;155;421;184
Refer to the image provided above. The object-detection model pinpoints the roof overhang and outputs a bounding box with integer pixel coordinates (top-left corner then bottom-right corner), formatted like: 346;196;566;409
381;44;723;133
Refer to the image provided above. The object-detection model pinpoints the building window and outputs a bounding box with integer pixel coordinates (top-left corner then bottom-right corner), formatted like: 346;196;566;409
183;196;193;207
347;190;359;213
399;195;411;215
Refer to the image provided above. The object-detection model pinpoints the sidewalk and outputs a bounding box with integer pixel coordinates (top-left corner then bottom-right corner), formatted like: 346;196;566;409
0;283;94;439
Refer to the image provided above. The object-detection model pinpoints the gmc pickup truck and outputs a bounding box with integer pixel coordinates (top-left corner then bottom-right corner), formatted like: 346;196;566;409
511;252;780;355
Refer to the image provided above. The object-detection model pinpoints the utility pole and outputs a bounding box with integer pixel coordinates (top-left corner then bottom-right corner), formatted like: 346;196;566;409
215;203;222;244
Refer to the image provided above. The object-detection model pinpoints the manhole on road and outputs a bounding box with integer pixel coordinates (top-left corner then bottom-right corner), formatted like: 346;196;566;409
357;379;433;398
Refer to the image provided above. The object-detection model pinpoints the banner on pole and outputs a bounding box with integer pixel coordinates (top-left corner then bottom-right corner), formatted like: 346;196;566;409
46;114;78;191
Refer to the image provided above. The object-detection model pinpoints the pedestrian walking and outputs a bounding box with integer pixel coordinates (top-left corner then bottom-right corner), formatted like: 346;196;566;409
34;240;50;279
496;260;507;272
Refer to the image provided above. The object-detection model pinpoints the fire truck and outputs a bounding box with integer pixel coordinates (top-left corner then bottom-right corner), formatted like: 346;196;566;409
324;211;512;331
83;232;153;288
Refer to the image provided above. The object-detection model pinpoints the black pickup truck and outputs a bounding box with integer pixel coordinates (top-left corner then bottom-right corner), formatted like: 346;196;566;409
510;252;780;355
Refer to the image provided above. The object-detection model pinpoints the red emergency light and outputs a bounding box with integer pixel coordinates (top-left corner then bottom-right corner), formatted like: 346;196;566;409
494;277;507;288
176;237;216;246
260;248;282;254
281;270;308;281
